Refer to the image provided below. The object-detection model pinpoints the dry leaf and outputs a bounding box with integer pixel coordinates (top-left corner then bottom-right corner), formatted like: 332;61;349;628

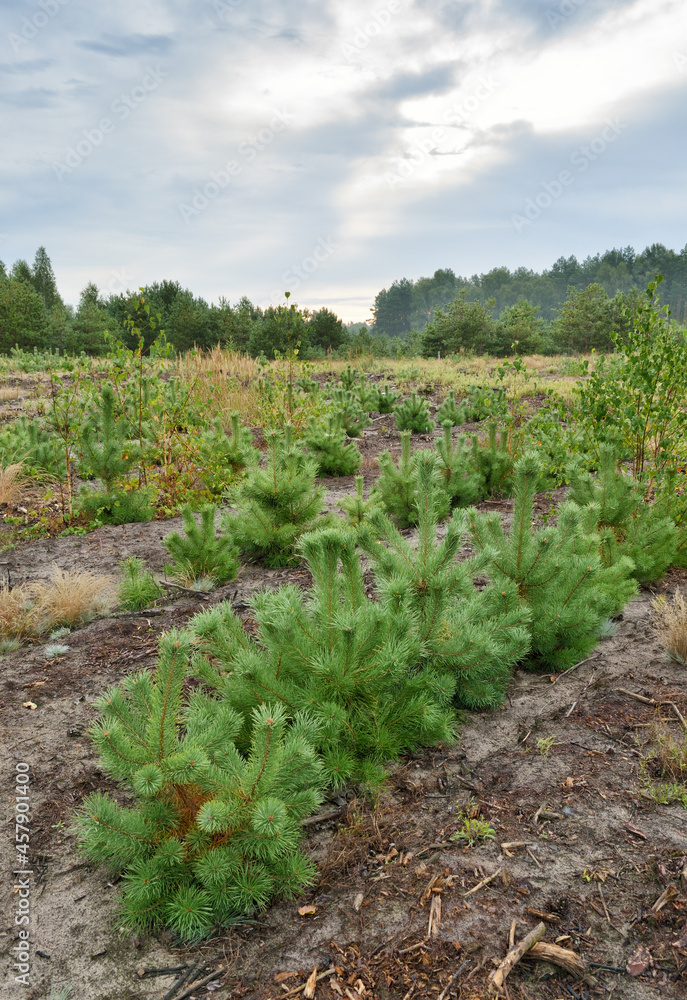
298;904;318;917
303;965;318;999
353;893;364;912
22;701;37;710
275;971;298;983
627;944;652;976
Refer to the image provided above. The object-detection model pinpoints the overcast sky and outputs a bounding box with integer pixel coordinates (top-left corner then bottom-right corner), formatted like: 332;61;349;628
1;0;686;321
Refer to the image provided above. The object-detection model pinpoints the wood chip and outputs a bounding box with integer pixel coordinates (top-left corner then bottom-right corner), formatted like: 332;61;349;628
428;895;442;938
22;701;37;710
625;822;647;840
303;966;318;999
298;904;317;916
651;884;678;913
526;907;559;923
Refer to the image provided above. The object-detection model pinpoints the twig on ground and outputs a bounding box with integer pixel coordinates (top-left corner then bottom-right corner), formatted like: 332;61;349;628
159;581;211;600
174;967;226;1000
551;654;600;683
437;961;470;1000
526;942;595;985
281;968;336;998
464;868;502;898
490;922;547;992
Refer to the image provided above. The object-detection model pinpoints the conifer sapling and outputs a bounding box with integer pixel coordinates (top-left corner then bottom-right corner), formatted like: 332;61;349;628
394;393;435;434
164;505;239;588
305;413;361;476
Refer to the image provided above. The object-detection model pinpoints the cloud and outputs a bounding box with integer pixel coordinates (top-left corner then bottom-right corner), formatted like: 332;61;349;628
76;33;174;57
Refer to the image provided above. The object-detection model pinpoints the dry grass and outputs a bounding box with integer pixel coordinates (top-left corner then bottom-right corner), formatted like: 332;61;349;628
177;347;264;423
0;568;113;640
652;591;687;666
0;463;28;506
0;387;20;401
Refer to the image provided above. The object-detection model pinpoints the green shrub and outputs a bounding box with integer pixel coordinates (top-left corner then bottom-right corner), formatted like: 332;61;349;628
394;393;434;434
164;505;239;588
471;422;514;498
77;487;155;526
435;391;467;427
435;423;483;507
374;432;449;528
305;414;361;476
337;475;382;529
328;387;370;437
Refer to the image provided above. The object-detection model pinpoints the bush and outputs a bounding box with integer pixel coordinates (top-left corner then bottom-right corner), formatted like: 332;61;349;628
76;633;324;938
164;505;239;588
434;424;482;508
77;487;155;526
435;391;467;427
305;414;361;476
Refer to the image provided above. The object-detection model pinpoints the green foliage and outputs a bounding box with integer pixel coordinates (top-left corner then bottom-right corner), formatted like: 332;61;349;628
434;424;483;508
464;384;508;422
468;453;638;671
361;455;530;708
574;279;687;477
339;365;359;390
374;433;449;528
471;422;514;498
197;414;257;494
118;557;163;611
189;528;455;788
370;384;399;413
305;414;361;476
421;291;497;357
79;384;134;491
450;813;496;847
164;505;239;588
567;445;676;583
77;487;155;526
337;475;382;528
75;632;324;937
0;415;67;479
435;391;467;427
227;428;325;566
328;387;370;437
394;393;434;434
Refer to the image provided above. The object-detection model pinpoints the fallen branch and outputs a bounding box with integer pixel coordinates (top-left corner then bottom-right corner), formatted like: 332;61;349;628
464;868;502;898
526;942;595;985
490;921;547;991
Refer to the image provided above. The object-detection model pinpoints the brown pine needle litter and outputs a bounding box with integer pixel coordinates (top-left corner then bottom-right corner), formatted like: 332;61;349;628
652;590;687;666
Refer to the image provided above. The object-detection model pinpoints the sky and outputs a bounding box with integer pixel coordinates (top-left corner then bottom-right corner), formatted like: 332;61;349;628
1;0;686;322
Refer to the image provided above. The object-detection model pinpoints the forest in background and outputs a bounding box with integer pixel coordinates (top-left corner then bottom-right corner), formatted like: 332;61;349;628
1;242;686;360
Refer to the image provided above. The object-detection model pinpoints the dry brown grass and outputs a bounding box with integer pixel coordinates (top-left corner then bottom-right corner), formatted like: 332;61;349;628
177;347;264;423
0;568;113;640
0;463;28;506
0;387;19;401
652;591;687;666
32;567;114;629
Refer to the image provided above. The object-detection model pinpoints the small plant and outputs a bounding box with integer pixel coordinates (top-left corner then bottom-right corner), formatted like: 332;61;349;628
77;486;155;526
652;591;687;666
640;721;687;806
79;384;134;492
49;985;74;1000
352;376;379;412
118;557;164;612
227;427;325;566
450;812;496;847
339;365;359;390
164;505;239;588
371;384;399;413
465;384;507;422
76;633;325;938
394;393;434;434
44;642;70;659
0;582;40;640
32;567;113;630
436;391;467;427
536;735;559;758
337;475;382;529
435;423;483;508
328;387;370;437
471;422;514;497
0;637;22;654
373;433;449;528
197;413;257;493
305;414;361;476
0;462;28;506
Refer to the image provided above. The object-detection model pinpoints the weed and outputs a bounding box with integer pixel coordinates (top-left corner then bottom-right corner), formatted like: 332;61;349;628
450;812;496;847
652;591;687;666
49;984;74;1000
0;462;28;506
0;637;22;653
44;643;69;659
640;720;687;806
536;735;559;758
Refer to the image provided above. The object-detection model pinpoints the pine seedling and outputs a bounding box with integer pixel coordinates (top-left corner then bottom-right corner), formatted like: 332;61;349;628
435;423;483;507
77;486;155;526
75;631;324;938
227;427;325;566
199;413;258;492
466;384;507;422
164;505;239;587
118;557;163;611
361;454;530;708
471;422;514;497
394;393;435;434
79;384;134;492
374;433;449;528
567;445;677;583
339;365;359;390
305;413;361;476
352;376;379;413
328;387;370;437
436;391;467;427
468;453;638;671
189;528;455;787
338;476;382;529
371;384;399;413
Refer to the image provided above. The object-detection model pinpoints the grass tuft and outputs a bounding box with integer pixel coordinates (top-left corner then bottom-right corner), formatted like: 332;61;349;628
0;463;28;506
652;591;687;666
32;567;113;629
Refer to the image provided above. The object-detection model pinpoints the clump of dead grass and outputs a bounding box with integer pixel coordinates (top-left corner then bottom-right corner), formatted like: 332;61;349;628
652;591;687;666
640;718;687;807
0;568;113;642
0;463;28;506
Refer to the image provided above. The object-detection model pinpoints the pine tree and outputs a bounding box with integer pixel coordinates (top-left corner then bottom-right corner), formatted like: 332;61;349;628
79;384;134;492
75;631;324;938
226;427;325;566
436;391;467;427
164;505;239;588
188;528;456;788
394;393;435;434
338;475;382;528
198;413;257;493
31;246;62;311
328;387;370;437
467;454;638;671
352;376;379;413
435;423;483;507
360;454;530;708
567;445;677;583
305;413;361;476
471;422;514;497
339;365;358;390
374;432;449;528
371;384;399;413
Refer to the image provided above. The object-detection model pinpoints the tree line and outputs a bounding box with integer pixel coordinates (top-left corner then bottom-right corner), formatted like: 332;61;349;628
2;242;686;359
